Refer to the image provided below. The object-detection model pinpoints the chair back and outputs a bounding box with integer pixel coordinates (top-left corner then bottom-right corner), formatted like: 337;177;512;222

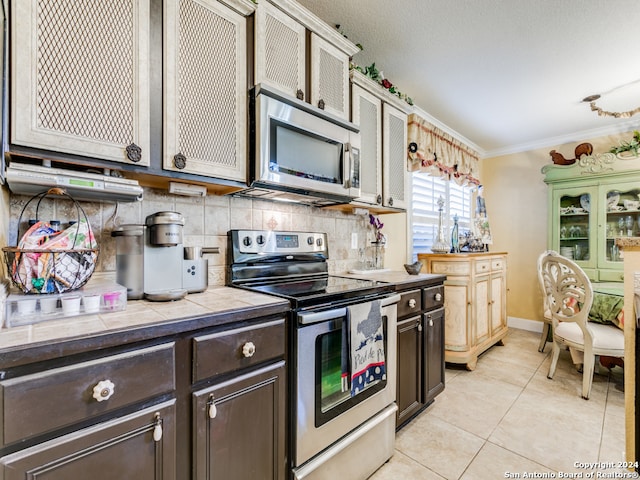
537;250;594;343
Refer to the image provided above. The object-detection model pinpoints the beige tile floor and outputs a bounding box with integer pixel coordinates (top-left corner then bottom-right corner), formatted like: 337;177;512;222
370;328;633;480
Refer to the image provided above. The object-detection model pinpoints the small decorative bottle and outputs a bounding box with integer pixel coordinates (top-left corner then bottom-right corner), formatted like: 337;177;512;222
431;196;450;253
451;214;460;253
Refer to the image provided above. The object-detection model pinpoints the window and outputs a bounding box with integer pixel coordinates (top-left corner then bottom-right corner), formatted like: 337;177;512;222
411;172;472;261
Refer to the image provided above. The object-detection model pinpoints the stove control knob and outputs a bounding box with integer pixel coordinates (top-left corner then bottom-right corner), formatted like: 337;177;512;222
242;236;252;247
242;341;256;358
307;236;314;245
316;237;323;247
256;235;266;245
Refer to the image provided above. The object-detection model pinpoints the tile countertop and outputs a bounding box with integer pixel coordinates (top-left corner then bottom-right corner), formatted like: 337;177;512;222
0;286;290;368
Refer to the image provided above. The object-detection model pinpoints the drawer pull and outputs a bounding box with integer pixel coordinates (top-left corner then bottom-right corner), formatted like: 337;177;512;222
434;293;442;302
92;380;115;402
242;341;256;358
208;394;217;419
408;299;417;308
153;413;163;442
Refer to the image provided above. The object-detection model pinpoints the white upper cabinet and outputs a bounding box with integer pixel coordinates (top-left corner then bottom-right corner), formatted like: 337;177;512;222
255;1;306;100
11;0;151;166
351;70;410;210
310;33;351;120
254;0;358;120
163;0;253;181
351;83;382;205
382;103;408;209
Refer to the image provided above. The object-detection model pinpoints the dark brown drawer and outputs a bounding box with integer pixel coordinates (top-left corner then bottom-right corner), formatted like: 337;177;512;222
0;342;175;447
192;318;285;382
397;290;422;318
423;285;445;311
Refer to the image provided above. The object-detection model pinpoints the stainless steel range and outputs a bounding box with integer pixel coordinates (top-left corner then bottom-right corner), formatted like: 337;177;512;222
228;229;400;480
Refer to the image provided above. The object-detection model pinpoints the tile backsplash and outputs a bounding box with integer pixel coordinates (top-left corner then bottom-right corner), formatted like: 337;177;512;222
7;187;377;286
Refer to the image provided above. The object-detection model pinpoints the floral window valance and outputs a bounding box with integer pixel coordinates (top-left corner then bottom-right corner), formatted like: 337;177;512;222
407;113;480;186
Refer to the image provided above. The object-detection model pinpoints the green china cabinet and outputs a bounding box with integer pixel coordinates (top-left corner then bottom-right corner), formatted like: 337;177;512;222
543;152;640;282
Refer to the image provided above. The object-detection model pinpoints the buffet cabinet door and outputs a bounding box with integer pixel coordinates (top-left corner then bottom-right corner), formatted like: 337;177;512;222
11;0;151;165
0;401;176;480
163;0;251;181
193;361;286;480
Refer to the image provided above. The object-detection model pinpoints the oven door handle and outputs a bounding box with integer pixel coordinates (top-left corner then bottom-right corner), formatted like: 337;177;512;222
297;294;401;325
298;308;347;325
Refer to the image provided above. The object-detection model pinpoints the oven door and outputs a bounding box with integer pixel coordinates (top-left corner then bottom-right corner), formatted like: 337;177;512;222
294;294;399;467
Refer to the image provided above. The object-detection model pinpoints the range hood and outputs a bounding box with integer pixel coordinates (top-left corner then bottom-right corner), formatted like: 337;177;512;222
5;162;143;202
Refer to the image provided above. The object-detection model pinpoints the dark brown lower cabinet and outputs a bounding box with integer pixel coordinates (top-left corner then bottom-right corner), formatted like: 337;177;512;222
0;401;176;480
396;284;445;429
193;361;286;480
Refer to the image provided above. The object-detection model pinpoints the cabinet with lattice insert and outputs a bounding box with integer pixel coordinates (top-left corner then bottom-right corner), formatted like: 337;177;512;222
254;0;359;120
351;70;409;210
11;0;151;166
163;0;254;181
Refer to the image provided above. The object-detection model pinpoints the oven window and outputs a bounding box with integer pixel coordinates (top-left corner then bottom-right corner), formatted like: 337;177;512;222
270;120;344;184
315;316;388;427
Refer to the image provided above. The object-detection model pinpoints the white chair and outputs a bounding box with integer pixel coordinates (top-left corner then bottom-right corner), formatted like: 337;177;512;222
536;253;552;353
538;250;624;400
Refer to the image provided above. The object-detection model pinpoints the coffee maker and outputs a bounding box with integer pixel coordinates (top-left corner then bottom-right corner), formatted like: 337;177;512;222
113;212;219;301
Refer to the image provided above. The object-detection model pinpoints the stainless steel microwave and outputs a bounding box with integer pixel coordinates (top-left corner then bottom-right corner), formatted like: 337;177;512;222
246;85;361;205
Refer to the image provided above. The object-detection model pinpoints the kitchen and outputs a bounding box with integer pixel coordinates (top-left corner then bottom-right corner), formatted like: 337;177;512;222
0;0;638;479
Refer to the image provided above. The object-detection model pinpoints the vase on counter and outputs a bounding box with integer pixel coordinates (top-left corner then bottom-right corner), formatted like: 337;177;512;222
371;242;385;269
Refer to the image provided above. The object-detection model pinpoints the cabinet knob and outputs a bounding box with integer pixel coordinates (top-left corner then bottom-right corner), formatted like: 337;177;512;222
408;298;417;308
388;197;394;206
435;293;442;302
376;194;382;205
317;99;325;110
429;318;434;327
242;341;256;358
92;379;115;402
296;89;304;101
417;321;422;332
173;153;186;169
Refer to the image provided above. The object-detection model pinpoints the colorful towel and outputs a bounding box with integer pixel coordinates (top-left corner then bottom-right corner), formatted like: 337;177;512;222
348;300;386;395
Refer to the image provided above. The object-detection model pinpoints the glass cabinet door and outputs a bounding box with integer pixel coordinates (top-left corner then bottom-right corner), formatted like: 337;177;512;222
552;186;597;276
599;182;640;280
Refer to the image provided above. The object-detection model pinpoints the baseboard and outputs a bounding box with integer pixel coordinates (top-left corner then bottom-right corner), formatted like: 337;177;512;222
508;316;544;333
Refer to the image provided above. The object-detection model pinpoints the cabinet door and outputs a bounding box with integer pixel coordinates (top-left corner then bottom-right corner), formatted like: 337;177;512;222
11;0;150;166
310;33;350;120
443;281;470;352
598;181;640;282
550;185;598;279
0;401;176;480
424;308;445;403
164;0;248;181
472;275;491;345
490;273;506;336
396;316;422;426
351;84;382;205
382;103;408;209
255;1;305;99
193;361;286;480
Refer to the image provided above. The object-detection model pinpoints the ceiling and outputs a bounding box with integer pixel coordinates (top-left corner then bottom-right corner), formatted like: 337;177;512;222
296;0;640;157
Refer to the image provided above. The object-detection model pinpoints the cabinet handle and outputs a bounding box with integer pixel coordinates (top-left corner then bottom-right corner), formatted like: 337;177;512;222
208;393;217;419
173;153;186;169
388;197;394;207
242;341;256;358
126;143;142;163
296;89;304;101
153;413;163;442
317;99;325;110
429;318;433;327
92;379;115;402
376;194;382;205
417;321;422;332
434;293;442;302
408;298;417;308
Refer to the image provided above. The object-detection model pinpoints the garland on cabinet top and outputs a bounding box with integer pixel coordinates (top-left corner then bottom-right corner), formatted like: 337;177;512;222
335;25;414;106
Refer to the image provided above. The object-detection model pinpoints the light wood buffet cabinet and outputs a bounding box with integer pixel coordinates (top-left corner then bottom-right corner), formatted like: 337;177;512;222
418;253;508;370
